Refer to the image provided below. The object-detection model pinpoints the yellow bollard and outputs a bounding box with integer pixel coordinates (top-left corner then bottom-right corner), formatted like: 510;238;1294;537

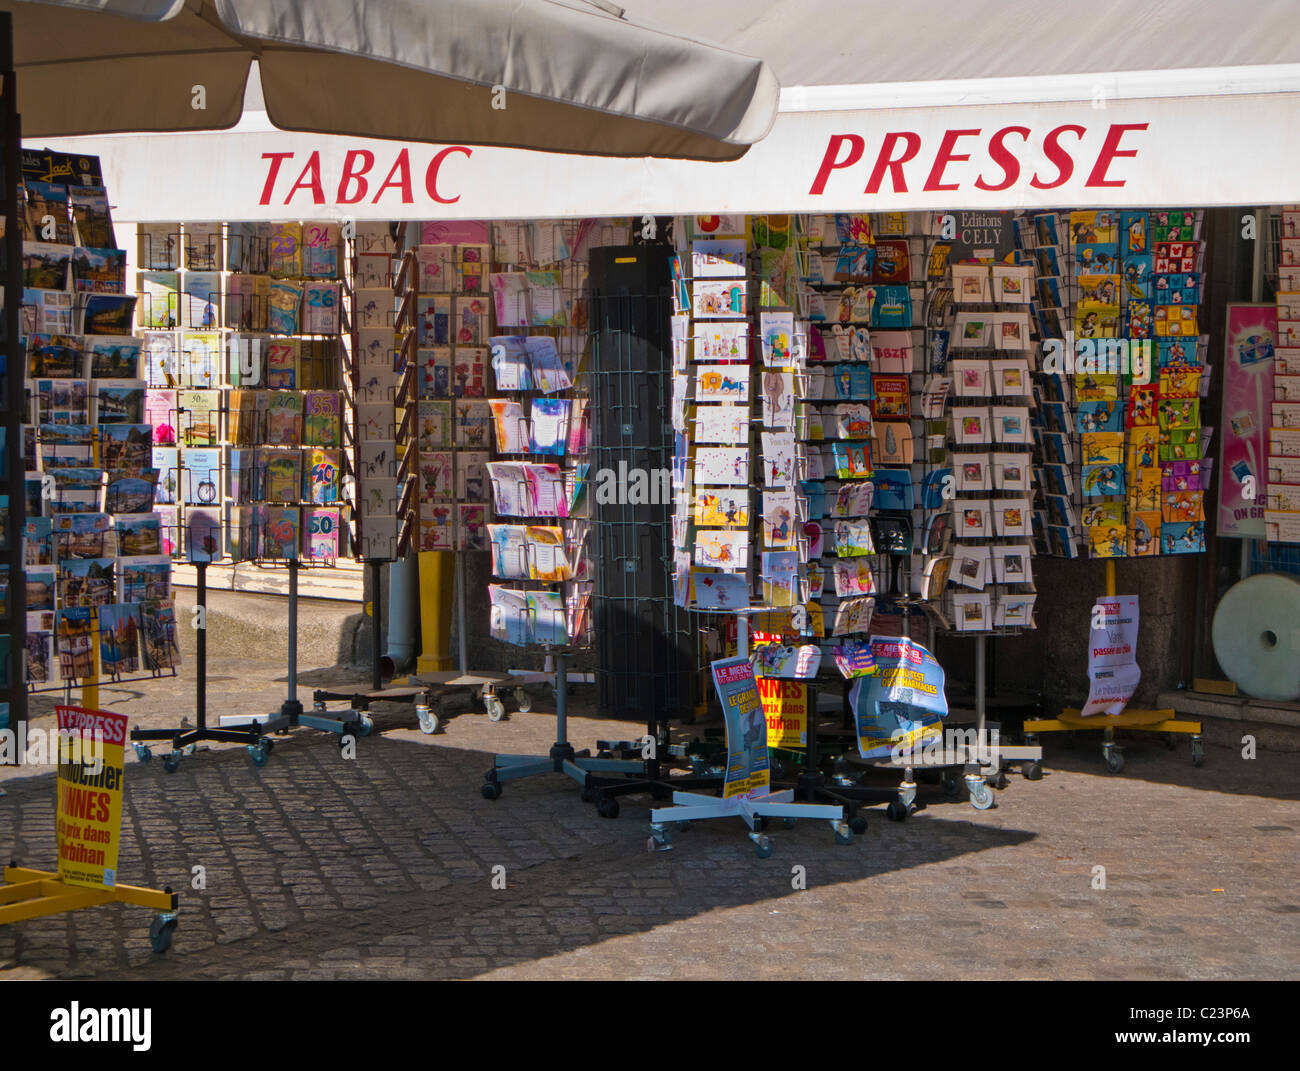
415;550;456;673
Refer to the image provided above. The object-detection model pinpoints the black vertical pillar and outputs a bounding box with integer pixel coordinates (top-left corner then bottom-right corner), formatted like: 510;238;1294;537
588;246;691;736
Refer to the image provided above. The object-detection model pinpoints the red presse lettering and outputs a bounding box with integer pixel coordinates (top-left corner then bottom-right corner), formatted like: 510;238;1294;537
1030;124;1085;189
975;125;1030;191
866;132;921;194
1085;123;1148;188
809;134;865;195
923;128;980;192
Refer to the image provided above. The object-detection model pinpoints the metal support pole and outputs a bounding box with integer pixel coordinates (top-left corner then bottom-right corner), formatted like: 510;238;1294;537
371;559;383;691
555;651;568;747
196;562;207;730
278;558;302;721
288;558;298;702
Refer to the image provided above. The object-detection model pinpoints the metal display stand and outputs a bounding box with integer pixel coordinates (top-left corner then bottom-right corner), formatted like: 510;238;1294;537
767;604;1042;819
481;647;645;806
648;614;852;858
216;557;367;744
130;561;289;770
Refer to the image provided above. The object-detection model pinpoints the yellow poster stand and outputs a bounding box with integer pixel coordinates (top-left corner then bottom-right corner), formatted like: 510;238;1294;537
0;865;178;950
1022;561;1204;772
0;692;180;953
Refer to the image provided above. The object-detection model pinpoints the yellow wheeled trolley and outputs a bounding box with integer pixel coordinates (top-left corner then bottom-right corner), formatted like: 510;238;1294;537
1022;561;1204;774
1;863;179;953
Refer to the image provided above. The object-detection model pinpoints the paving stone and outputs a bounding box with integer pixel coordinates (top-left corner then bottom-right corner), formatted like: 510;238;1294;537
1;660;1297;979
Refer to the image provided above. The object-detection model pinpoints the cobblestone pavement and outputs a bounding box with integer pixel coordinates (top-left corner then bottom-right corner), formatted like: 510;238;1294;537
2;655;1298;980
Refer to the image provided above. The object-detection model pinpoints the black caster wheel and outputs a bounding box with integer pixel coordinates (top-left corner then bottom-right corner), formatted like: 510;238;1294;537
1105;751;1125;775
481;782;502;800
849;814;868;835
1022;761;1043;781
162;752;181;774
886;799;910;822
596;797;620;819
755;837;773;859
149;914;178;953
989;770;1009;791
939;771;962;798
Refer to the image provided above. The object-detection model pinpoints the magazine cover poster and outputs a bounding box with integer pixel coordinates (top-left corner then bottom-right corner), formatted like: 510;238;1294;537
711;655;770;799
849;636;947;759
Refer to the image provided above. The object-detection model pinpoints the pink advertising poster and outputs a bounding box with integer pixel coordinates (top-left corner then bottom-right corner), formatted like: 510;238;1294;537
1219;304;1277;537
420;220;490;245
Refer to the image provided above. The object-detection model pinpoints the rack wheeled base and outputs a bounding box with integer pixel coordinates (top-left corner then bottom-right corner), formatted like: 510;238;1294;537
481;652;652;808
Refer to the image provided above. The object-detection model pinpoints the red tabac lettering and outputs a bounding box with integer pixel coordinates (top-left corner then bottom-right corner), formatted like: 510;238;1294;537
372;149;414;204
923;128;979;192
1030;124;1085;189
337;149;375;204
1085;123;1148;188
425;146;471;204
285;151;325;205
258;152;294;205
975;125;1030;191
866;132;921;194
809;134;865;195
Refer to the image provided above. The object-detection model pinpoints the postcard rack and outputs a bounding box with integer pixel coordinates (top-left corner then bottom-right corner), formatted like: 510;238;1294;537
1;47;27;742
15;149;198;736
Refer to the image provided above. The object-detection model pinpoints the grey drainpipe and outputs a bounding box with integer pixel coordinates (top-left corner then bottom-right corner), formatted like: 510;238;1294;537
382;546;419;677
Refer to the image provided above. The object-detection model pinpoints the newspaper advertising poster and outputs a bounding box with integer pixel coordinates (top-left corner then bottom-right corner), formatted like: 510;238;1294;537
711;656;770;799
1081;595;1141;717
757;677;808;749
849;636;947;759
1219;304;1276;537
56;705;128;888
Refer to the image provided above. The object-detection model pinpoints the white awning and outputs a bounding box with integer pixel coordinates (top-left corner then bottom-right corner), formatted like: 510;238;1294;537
27;0;1300;218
